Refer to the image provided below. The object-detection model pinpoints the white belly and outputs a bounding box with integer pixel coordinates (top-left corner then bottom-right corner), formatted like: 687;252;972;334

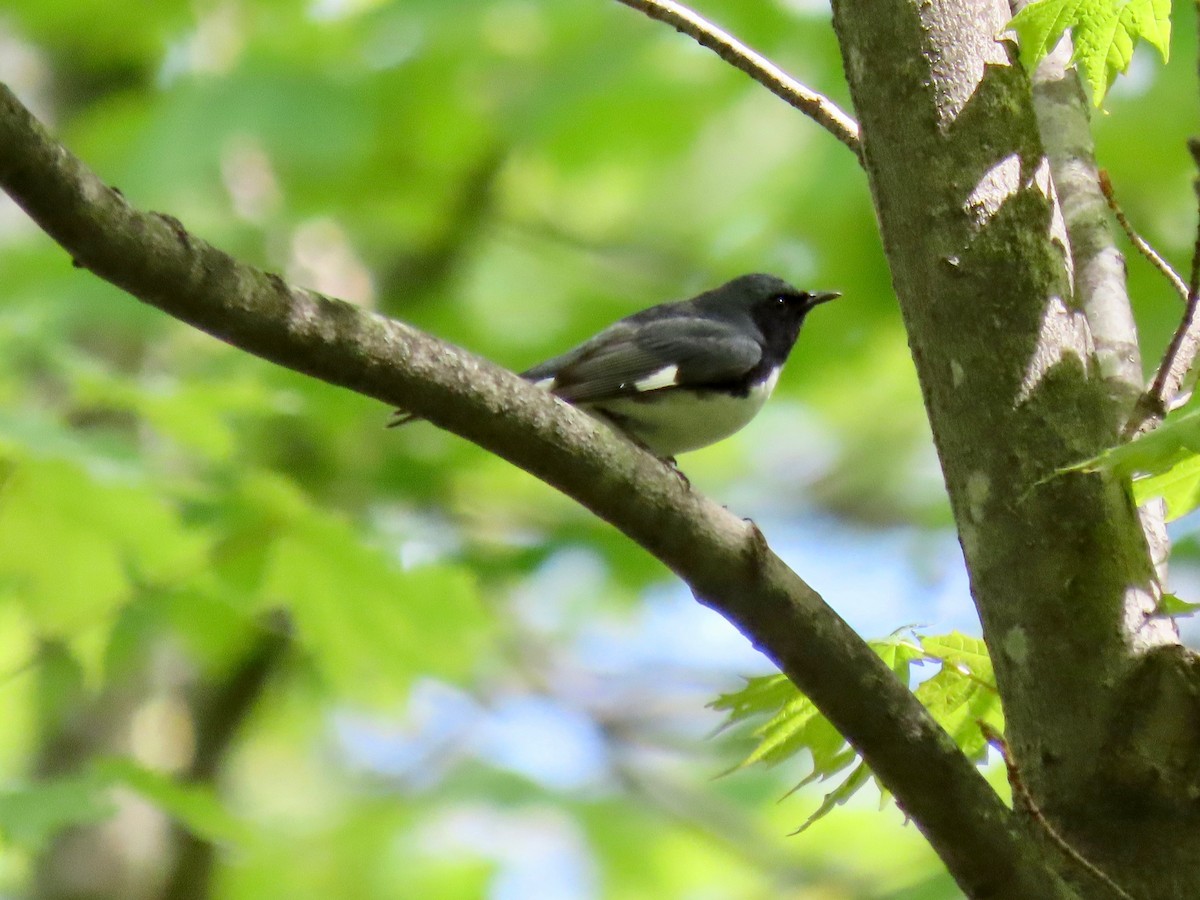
590;371;779;457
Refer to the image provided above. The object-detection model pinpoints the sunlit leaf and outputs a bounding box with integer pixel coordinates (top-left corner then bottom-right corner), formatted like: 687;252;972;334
710;674;797;724
1062;407;1200;478
919;632;994;682
1157;592;1200;617
713;633;1000;817
1009;0;1171;101
1132;454;1200;521
1061;408;1200;519
794;761;871;833
873;635;925;680
914;668;1001;761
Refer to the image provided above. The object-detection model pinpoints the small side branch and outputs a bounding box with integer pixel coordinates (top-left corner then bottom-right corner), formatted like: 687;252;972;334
1123;152;1200;437
611;0;862;160
1099;171;1189;302
1187;140;1200;314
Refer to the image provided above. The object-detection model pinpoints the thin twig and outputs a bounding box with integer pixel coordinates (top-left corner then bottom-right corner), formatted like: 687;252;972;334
1128;12;1200;434
1122;156;1200;438
612;0;862;160
1099;170;1189;302
1188;139;1200;304
979;723;1137;900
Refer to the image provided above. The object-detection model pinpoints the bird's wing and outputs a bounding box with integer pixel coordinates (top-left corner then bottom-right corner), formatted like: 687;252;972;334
523;316;763;405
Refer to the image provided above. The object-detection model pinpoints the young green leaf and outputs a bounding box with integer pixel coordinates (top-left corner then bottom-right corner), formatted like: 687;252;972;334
1059;407;1200;519
914;668;1003;761
793;762;871;834
1157;593;1200;617
919;632;994;683
1009;0;1171;102
738;693;824;771
709;673;797;724
1064;407;1200;477
710;635;981;828
1132;454;1200;521
713;639;921;776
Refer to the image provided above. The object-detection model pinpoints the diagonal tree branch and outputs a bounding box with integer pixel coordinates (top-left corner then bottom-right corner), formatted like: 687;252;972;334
612;0;862;160
1134;293;1200;433
1100;171;1189;304
0;81;1052;896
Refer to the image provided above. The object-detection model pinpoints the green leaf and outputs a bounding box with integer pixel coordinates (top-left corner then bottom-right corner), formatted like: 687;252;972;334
1132;454;1200;520
1157;592;1200;617
738;692;824;771
915;633;1000;760
1070;413;1199;474
95;757;252;846
795;715;852;782
714;640;926;778
1009;0;1171;102
0;773;114;850
712;632;1000;827
710;641;919;814
710;674;797;724
712;674;847;779
870;635;924;681
0;756;249;854
914;668;1002;761
918;632;994;682
793;762;872;833
1061;407;1200;519
1010;0;1088;68
68;363;270;462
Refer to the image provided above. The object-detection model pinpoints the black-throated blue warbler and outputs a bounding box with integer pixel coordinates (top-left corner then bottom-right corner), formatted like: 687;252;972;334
392;273;838;459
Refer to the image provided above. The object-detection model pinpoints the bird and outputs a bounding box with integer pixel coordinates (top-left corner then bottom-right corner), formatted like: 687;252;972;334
391;273;839;459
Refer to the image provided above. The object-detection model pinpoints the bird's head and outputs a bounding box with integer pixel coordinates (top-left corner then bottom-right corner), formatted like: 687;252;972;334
700;273;840;349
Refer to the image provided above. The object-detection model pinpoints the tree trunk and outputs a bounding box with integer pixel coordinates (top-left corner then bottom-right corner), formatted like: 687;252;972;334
832;0;1200;893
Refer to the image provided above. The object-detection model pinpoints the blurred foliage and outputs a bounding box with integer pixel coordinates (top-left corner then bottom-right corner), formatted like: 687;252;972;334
0;0;1195;897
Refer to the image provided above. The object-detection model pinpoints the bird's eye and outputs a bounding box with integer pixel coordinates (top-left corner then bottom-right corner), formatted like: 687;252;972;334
774;294;790;306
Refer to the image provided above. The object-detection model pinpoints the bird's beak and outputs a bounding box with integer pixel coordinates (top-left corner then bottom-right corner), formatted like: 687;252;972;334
807;291;841;308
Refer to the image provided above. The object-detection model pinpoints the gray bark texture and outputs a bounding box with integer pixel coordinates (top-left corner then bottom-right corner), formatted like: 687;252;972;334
832;0;1200;894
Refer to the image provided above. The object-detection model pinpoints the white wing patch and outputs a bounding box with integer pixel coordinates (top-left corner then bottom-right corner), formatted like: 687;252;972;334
592;365;783;457
758;367;781;398
533;376;557;390
632;365;679;393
